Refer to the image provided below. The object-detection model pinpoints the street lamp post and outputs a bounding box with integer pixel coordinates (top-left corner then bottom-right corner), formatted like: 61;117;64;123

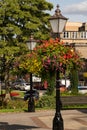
26;35;37;112
49;5;68;130
0;54;6;100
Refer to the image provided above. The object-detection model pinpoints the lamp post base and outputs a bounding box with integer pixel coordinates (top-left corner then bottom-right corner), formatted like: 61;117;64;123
53;112;64;130
28;97;35;112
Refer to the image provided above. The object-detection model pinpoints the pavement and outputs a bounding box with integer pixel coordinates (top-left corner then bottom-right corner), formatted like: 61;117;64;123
0;109;87;130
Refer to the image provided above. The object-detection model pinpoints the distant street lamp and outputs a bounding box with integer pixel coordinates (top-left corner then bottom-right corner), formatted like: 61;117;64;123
26;35;37;112
49;5;68;130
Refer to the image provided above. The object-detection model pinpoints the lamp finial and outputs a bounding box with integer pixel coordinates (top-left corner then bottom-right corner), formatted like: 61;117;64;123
55;4;61;16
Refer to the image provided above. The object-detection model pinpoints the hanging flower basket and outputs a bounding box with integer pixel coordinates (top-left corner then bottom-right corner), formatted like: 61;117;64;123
15;38;83;91
19;38;83;75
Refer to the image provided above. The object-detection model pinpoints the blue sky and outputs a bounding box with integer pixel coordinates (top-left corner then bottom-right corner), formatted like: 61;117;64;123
47;0;87;22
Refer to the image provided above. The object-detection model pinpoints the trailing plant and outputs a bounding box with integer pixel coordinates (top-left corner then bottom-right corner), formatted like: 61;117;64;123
70;68;78;94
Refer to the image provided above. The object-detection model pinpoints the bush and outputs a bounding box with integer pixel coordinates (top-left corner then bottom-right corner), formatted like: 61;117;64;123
0;99;28;111
36;94;55;109
7;100;27;109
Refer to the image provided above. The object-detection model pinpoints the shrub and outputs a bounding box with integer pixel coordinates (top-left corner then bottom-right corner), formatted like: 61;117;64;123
0;99;28;111
36;94;55;109
7;99;27;110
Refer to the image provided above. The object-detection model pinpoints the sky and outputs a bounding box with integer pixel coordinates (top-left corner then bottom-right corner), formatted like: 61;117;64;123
47;0;87;22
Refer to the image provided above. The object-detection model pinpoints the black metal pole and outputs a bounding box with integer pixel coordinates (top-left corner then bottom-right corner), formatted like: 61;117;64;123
28;72;35;112
53;69;64;130
0;59;2;95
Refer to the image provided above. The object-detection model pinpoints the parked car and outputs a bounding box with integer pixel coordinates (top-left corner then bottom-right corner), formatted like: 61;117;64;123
24;89;39;101
19;82;30;91
60;79;70;88
12;81;30;91
78;86;87;94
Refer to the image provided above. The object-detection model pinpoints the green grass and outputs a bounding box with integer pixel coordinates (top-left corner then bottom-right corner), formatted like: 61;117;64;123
60;91;87;96
0;109;24;113
62;104;87;109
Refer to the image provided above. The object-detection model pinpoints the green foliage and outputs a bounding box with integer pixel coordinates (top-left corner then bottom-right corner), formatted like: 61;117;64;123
0;99;28;110
0;91;87;112
7;100;27;110
70;69;78;94
36;94;55;109
46;71;56;95
0;0;53;95
18;39;83;95
0;0;53;42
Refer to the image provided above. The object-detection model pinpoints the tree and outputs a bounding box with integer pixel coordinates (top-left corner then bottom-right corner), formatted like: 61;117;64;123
0;0;53;42
0;0;53;99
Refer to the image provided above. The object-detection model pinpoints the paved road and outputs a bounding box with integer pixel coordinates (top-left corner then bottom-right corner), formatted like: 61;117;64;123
0;109;87;130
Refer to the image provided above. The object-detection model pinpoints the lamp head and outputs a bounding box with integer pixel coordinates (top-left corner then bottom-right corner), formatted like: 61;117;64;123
49;4;68;33
26;35;37;50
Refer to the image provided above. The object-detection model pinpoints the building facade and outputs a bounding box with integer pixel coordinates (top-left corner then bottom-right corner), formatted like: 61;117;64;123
61;22;87;86
61;22;87;59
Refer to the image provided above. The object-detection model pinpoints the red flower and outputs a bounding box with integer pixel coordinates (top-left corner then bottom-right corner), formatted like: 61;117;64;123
10;92;19;97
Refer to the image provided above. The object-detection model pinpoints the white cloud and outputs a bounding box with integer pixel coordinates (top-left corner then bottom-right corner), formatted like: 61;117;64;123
64;1;87;15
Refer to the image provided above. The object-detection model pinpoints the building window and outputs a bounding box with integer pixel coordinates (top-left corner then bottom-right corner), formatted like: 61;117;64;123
84;32;87;39
63;32;69;38
80;31;87;39
80;32;83;38
72;32;77;39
